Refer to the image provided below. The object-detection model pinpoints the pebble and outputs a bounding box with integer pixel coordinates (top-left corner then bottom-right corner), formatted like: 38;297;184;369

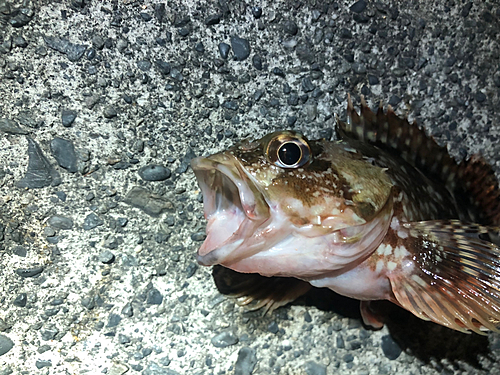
103;106;118;118
302;77;315;92
218;42;230;59
13;293;27;307
142;363;180;375
138;165;171;181
50;137;78;173
234;347;257;375
282;20;298;35
43;35;86;62
41;326;59;341
137;60;152;71
17;138;61;189
124;186;174;217
230;35;250;61
35;360;52;369
121;302;133;317
205;14;221;25
252;54;262;70
350;0;367;13
251;6;262;18
381;334;402;360
304;361;327;375
99;250;115;264
0;118;28;134
61;109;77;127
475;91;486;103
146;288;163;305
107;313;122;328
15;266;44;278
0;335;14;356
48;215;74;230
82;213;104;230
211;331;239;347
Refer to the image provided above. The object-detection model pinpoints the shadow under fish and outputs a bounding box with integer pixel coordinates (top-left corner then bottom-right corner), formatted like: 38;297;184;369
192;95;500;342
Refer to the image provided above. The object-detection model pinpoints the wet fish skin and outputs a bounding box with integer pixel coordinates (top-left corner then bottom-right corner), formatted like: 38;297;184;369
191;96;500;334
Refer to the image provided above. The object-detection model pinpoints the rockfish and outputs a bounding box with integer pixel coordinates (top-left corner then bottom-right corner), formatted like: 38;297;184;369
191;96;500;334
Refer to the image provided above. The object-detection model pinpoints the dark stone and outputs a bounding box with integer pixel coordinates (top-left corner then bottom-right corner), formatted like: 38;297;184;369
445;56;457;67
350;0;367;13
35;360;52;369
138;165;171;181
368;75;379;85
218;42;230;59
99;250;115;264
50;137;78;173
304;361;327;375
0;335;14;356
230;35;250;61
251;6;262;18
16;267;43;278
13;293;27;307
83;213;104;230
48;215;74;230
282;20;298;35
124;186;174;217
195;42;205;53
296;43;315;64
137;60;152;71
211;331;239;347
103;106;118;118
302;77;315;92
205;14;221;25
388;95;401;107
461;2;473;17
13;35;27;48
41;326;59;341
0;118;28;134
234;347;257;375
140;12;152;22
252;55;262;70
272;67;285;77
146;288;163;305
381;335;402;360
267;321;279;334
43;35;86;62
156;60;171;75
17;138;61;188
61;109;77;127
107;313;121;328
121;302;133;317
475;91;486;103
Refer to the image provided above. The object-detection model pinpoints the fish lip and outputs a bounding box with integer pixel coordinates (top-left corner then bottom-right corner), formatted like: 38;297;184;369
191;154;270;266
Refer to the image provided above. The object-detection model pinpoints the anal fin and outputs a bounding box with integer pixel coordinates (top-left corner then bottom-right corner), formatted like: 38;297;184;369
388;220;500;334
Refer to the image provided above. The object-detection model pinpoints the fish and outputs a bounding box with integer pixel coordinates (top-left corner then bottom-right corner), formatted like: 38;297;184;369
191;95;500;334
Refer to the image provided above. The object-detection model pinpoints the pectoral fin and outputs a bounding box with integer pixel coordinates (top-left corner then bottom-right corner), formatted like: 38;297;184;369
388;220;500;334
212;265;312;314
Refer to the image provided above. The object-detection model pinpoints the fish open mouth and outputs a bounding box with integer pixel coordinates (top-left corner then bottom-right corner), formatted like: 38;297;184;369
191;154;270;266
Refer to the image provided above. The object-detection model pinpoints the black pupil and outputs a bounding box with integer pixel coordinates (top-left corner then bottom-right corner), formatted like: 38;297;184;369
278;142;301;166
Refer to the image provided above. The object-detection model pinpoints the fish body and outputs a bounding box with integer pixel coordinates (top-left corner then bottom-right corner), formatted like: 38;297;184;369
191;96;500;334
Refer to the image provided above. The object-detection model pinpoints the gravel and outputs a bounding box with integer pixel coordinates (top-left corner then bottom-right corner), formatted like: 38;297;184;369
1;0;500;374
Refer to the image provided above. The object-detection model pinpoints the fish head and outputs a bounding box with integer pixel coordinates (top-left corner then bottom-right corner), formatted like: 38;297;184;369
191;131;393;279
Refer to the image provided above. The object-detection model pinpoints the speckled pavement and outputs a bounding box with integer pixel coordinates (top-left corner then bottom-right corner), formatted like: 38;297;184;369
1;0;500;374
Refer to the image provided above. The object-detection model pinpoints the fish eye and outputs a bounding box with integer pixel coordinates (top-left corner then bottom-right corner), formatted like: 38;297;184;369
267;133;311;169
278;142;302;166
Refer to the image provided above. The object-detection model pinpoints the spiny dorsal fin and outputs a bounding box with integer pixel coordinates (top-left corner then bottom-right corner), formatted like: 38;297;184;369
337;95;500;226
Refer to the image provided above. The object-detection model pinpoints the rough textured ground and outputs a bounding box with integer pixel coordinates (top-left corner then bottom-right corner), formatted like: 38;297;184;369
1;0;500;374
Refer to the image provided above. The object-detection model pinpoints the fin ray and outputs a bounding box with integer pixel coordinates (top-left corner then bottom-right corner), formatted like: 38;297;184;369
389;220;500;333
